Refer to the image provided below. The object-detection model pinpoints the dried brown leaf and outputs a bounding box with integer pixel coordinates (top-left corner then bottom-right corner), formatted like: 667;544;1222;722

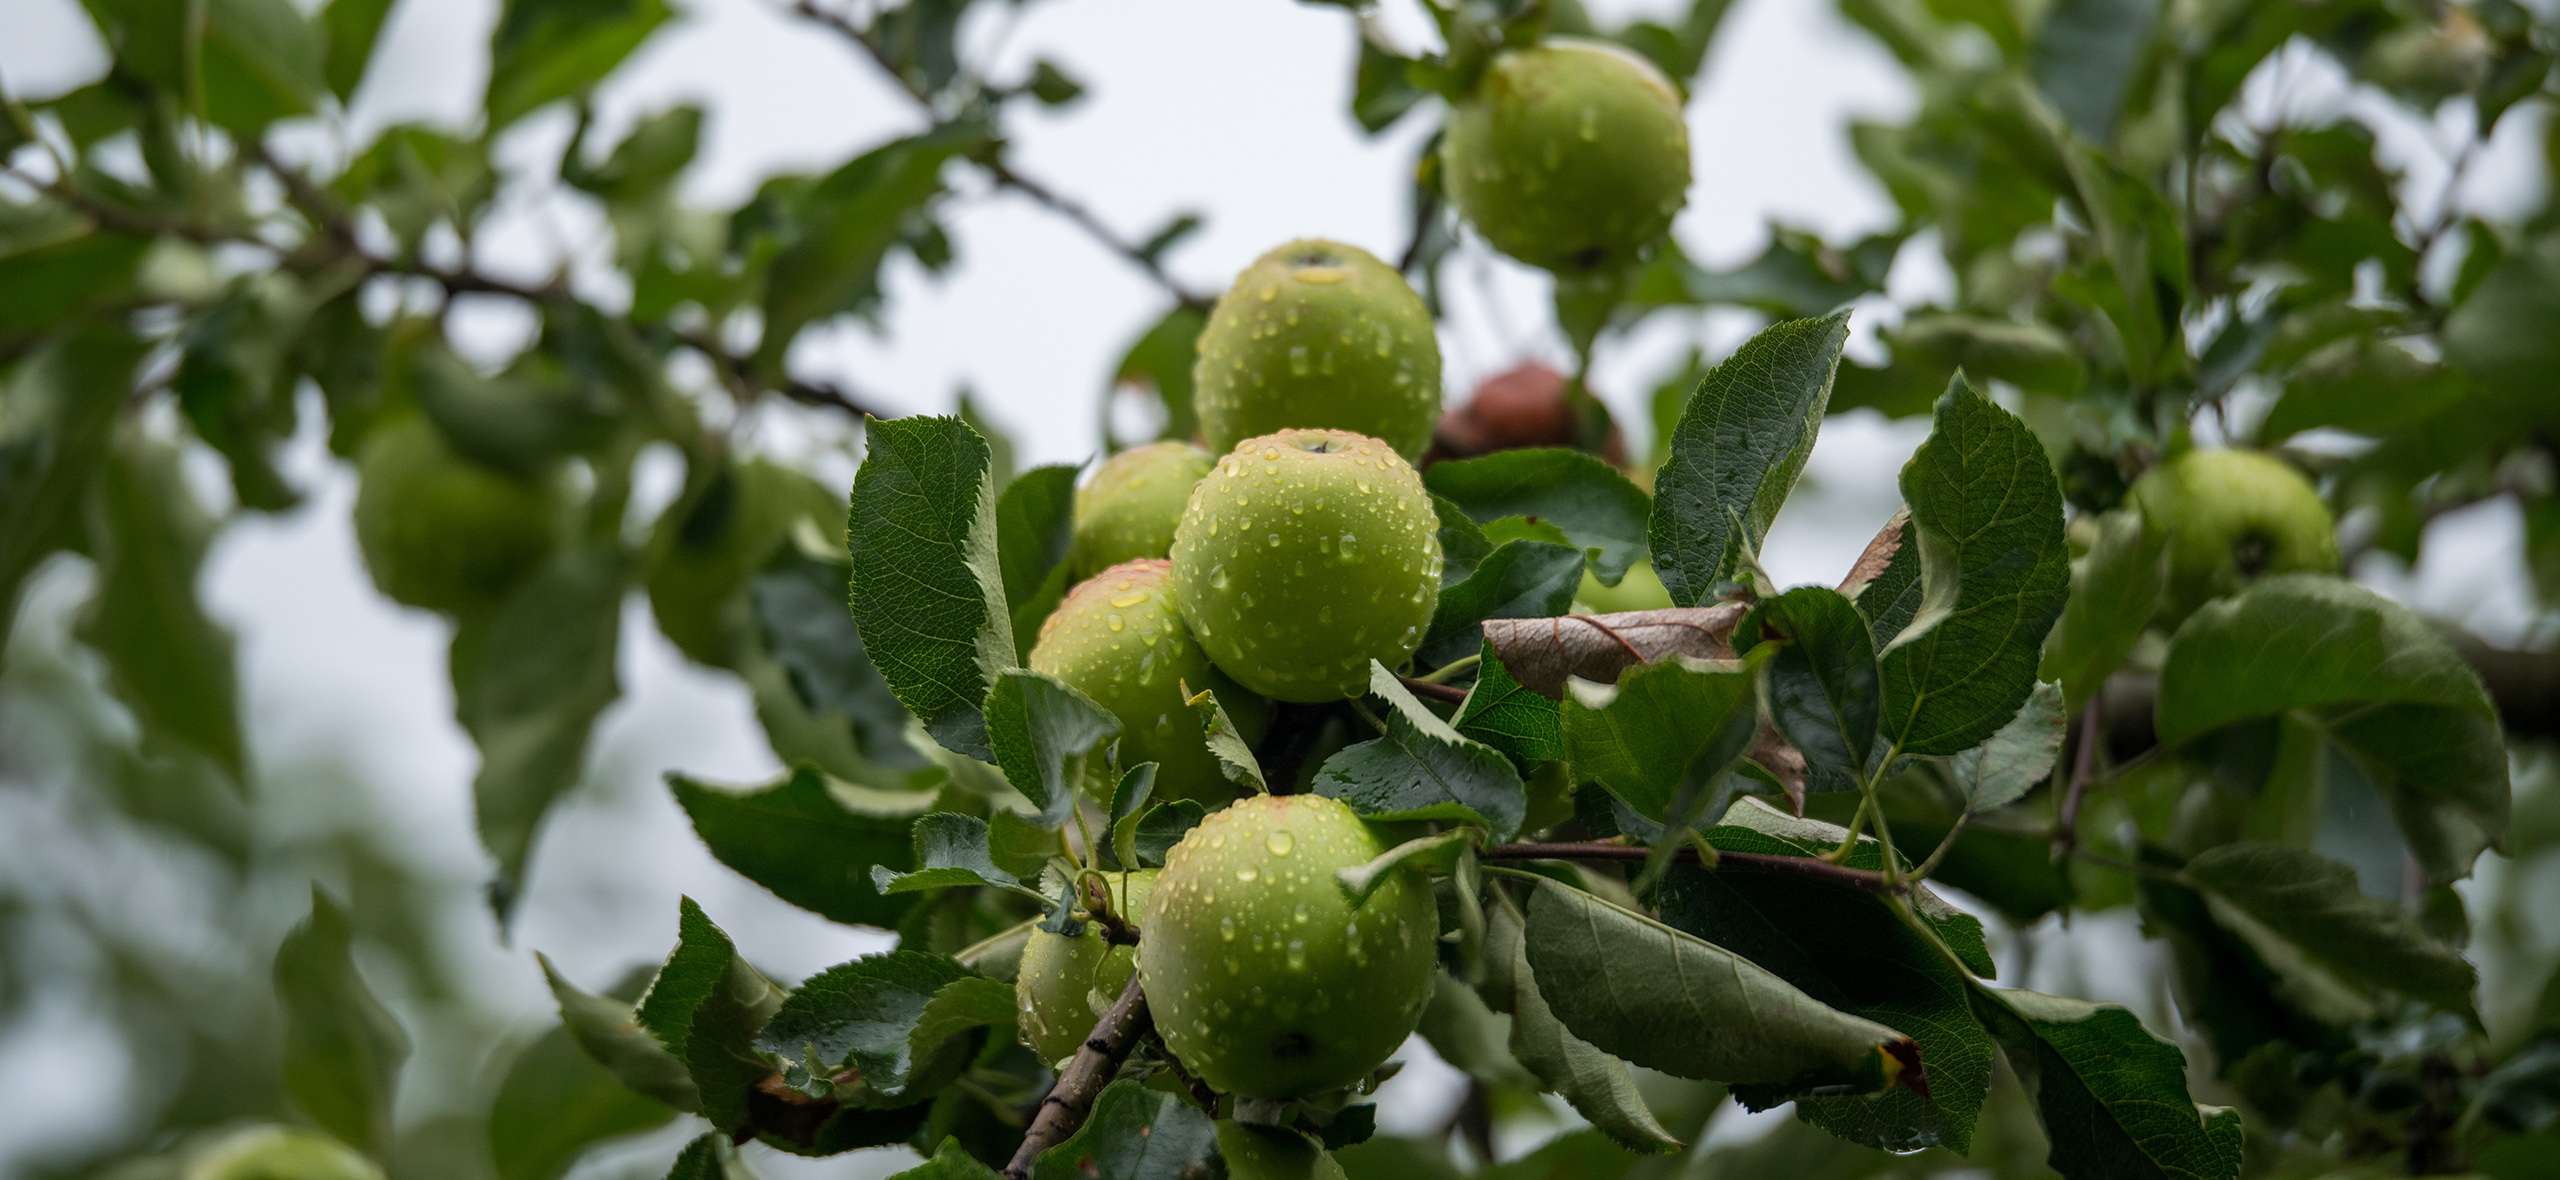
1481;606;1747;699
1837;508;1911;596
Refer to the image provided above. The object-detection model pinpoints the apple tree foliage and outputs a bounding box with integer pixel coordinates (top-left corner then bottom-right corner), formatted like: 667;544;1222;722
3;0;2559;1179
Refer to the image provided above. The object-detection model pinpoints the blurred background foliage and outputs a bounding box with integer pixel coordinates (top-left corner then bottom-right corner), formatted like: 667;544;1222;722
2;0;2558;1177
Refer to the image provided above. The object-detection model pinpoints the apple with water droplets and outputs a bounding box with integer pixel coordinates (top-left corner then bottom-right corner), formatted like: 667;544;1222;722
1017;870;1156;1065
2130;448;2338;624
1070;441;1213;578
1192;239;1441;460
1139;794;1435;1099
1169;429;1443;704
1442;39;1692;273
1029;560;1266;805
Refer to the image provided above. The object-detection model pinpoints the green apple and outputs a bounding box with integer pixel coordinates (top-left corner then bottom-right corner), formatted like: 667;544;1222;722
184;1126;384;1180
1018;870;1158;1064
1193;240;1441;460
1072;441;1214;577
1442;39;1691;273
1169;430;1443;703
353;415;563;616
1139;794;1436;1099
1029;559;1266;804
648;459;844;666
2131;448;2340;623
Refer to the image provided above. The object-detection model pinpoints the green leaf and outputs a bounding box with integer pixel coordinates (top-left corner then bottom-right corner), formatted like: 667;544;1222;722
320;0;397;99
1884;313;2086;398
1216;1121;1348;1180
2184;842;2478;1023
663;1133;729;1180
984;669;1120;819
173;280;306;513
2445;232;2560;425
869;811;1050;902
486;0;673;129
1136;799;1207;865
1950;681;2066;813
453;545;627;919
1337;830;1475;907
1736;586;1881;792
2037;507;2168;711
1487;898;1684;1154
1657;854;1993;1153
1705;797;1998;978
998;464;1080;661
759;124;989;364
1630;234;1892;320
77;430;247;782
1424;449;1653;585
1562;651;1764;824
670;767;928;928
1103;306;1208;449
1185;687;1267;793
891;1139;1006;1179
1315;664;1527;841
1519;876;1918;1098
1420;967;1538;1090
1649;311;1849;605
201;0;326;131
2156;575;2509;885
754;951;1006;1100
1026;59;1085;106
2156;574;2496;743
752;550;921;769
849;415;1015;761
1845;511;1923;650
490;1018;679;1180
1876;378;2070;757
275;887;411;1158
0;325;144;643
635;900;786;1134
2029;0;2160;143
537;953;699;1110
1031;1079;1219;1180
566;104;703;206
1420;539;1585;665
1431;492;1495;587
1970;986;2243;1180
1454;643;1563;766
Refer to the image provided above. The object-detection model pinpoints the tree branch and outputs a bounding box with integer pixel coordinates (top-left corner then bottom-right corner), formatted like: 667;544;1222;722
786;0;1212;309
1481;841;1902;894
1003;972;1153;1179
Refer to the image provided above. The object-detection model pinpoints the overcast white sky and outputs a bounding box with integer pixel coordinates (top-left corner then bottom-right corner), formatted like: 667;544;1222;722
0;0;2546;1174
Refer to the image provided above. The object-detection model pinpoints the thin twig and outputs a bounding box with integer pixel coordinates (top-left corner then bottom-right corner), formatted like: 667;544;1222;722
786;0;1211;309
2051;695;2103;863
1909;810;1971;882
984;160;1212;307
1398;675;1470;705
1481;842;1902;894
1003;973;1153;1179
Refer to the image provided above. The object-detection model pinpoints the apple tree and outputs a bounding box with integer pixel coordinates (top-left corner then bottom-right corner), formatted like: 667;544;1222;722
3;1;2558;1179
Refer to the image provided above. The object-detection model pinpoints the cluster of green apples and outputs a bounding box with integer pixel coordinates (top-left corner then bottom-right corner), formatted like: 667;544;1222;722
1009;28;1707;1109
1013;237;1471;1097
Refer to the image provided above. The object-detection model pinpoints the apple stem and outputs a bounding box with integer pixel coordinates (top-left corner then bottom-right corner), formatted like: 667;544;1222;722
1003;973;1155;1179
